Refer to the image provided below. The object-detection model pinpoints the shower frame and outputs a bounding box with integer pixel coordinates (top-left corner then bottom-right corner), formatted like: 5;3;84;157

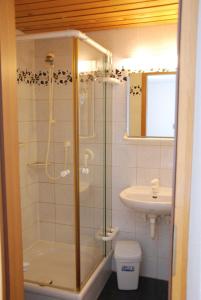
17;30;112;292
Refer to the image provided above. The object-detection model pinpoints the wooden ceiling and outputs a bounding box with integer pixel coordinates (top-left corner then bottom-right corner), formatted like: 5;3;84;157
15;0;179;34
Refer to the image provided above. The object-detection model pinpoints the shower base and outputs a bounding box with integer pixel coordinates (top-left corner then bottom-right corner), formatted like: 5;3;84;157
24;241;112;300
24;240;103;289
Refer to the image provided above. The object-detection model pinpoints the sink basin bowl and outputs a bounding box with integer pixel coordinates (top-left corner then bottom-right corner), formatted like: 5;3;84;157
120;186;172;215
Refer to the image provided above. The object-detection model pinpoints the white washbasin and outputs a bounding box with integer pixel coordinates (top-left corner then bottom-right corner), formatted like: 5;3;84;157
120;186;172;215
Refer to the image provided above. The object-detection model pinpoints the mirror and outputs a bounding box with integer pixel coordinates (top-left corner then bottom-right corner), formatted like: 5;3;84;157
126;72;176;138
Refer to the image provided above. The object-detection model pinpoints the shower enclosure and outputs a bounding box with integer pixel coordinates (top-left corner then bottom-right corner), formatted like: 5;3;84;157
17;30;113;293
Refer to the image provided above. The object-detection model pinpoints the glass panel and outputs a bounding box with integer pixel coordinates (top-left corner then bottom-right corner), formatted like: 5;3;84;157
105;82;113;256
78;39;107;285
17;37;76;291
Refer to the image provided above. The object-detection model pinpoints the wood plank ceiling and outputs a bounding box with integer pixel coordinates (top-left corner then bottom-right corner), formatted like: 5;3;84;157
15;0;179;34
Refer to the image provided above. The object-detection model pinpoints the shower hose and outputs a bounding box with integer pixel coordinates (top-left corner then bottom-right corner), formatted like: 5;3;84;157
45;65;69;181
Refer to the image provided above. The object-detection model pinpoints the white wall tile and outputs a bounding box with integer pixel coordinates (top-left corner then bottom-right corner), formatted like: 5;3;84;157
20;183;39;209
137;168;160;185
40;222;55;241
22;203;38;230
39;203;55;222
112;165;137;189
37;142;54;163
55;224;74;244
54;100;72;121
89;186;105;209
53;121;73;142
112;99;126;122
159;169;173;187
112;209;135;232
55;183;74;205
137;145;161;168
35;100;49;121
56;204;74;225
36;121;50;142
22;224;39;249
80;207;94;228
158;222;172;259
35;37;73;58
38;183;55;203
113;145;137;167
80;228;97;247
53;85;73;100
157;258;170;280
141;256;157;279
160;146;174;169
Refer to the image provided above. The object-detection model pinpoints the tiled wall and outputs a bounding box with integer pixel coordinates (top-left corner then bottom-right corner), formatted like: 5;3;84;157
17;38;75;248
34;37;75;245
112;82;174;280
88;25;177;281
17;40;39;249
17;37;112;266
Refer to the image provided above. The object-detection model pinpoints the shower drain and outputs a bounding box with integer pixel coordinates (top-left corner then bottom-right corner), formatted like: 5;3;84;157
39;280;53;287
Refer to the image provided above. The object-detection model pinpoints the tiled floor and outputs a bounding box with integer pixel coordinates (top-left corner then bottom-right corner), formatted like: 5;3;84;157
98;272;168;300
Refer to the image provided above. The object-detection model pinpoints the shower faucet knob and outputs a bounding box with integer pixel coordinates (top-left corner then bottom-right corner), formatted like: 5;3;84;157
81;167;90;175
60;169;71;177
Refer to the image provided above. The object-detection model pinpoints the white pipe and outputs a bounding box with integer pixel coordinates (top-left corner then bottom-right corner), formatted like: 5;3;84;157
147;214;157;239
16;29;112;57
150;217;156;239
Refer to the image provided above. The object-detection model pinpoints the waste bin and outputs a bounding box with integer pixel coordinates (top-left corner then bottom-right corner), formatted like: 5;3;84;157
114;240;142;290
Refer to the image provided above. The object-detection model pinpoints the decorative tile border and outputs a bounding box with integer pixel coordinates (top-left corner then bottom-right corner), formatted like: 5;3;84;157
17;67;176;85
109;67;176;82
17;68;72;86
130;85;142;96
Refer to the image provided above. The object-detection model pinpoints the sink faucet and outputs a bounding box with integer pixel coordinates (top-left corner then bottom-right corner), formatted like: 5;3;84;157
151;178;160;198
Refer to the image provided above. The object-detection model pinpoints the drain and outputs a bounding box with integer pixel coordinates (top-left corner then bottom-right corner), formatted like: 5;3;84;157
39;280;53;287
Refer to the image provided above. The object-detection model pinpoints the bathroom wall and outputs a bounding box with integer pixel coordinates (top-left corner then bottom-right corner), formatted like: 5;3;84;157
88;24;177;280
17;38;75;248
88;24;177;70
34;37;75;245
112;83;174;280
17;40;39;249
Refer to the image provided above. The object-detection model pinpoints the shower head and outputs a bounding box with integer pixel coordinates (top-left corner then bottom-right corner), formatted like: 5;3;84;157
45;53;55;65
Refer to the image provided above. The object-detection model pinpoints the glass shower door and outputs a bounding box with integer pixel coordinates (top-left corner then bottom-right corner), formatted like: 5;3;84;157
77;39;111;286
17;36;77;291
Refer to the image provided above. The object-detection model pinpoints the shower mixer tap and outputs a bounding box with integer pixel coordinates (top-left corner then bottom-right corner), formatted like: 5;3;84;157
81;153;90;175
81;148;94;175
60;169;71;177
